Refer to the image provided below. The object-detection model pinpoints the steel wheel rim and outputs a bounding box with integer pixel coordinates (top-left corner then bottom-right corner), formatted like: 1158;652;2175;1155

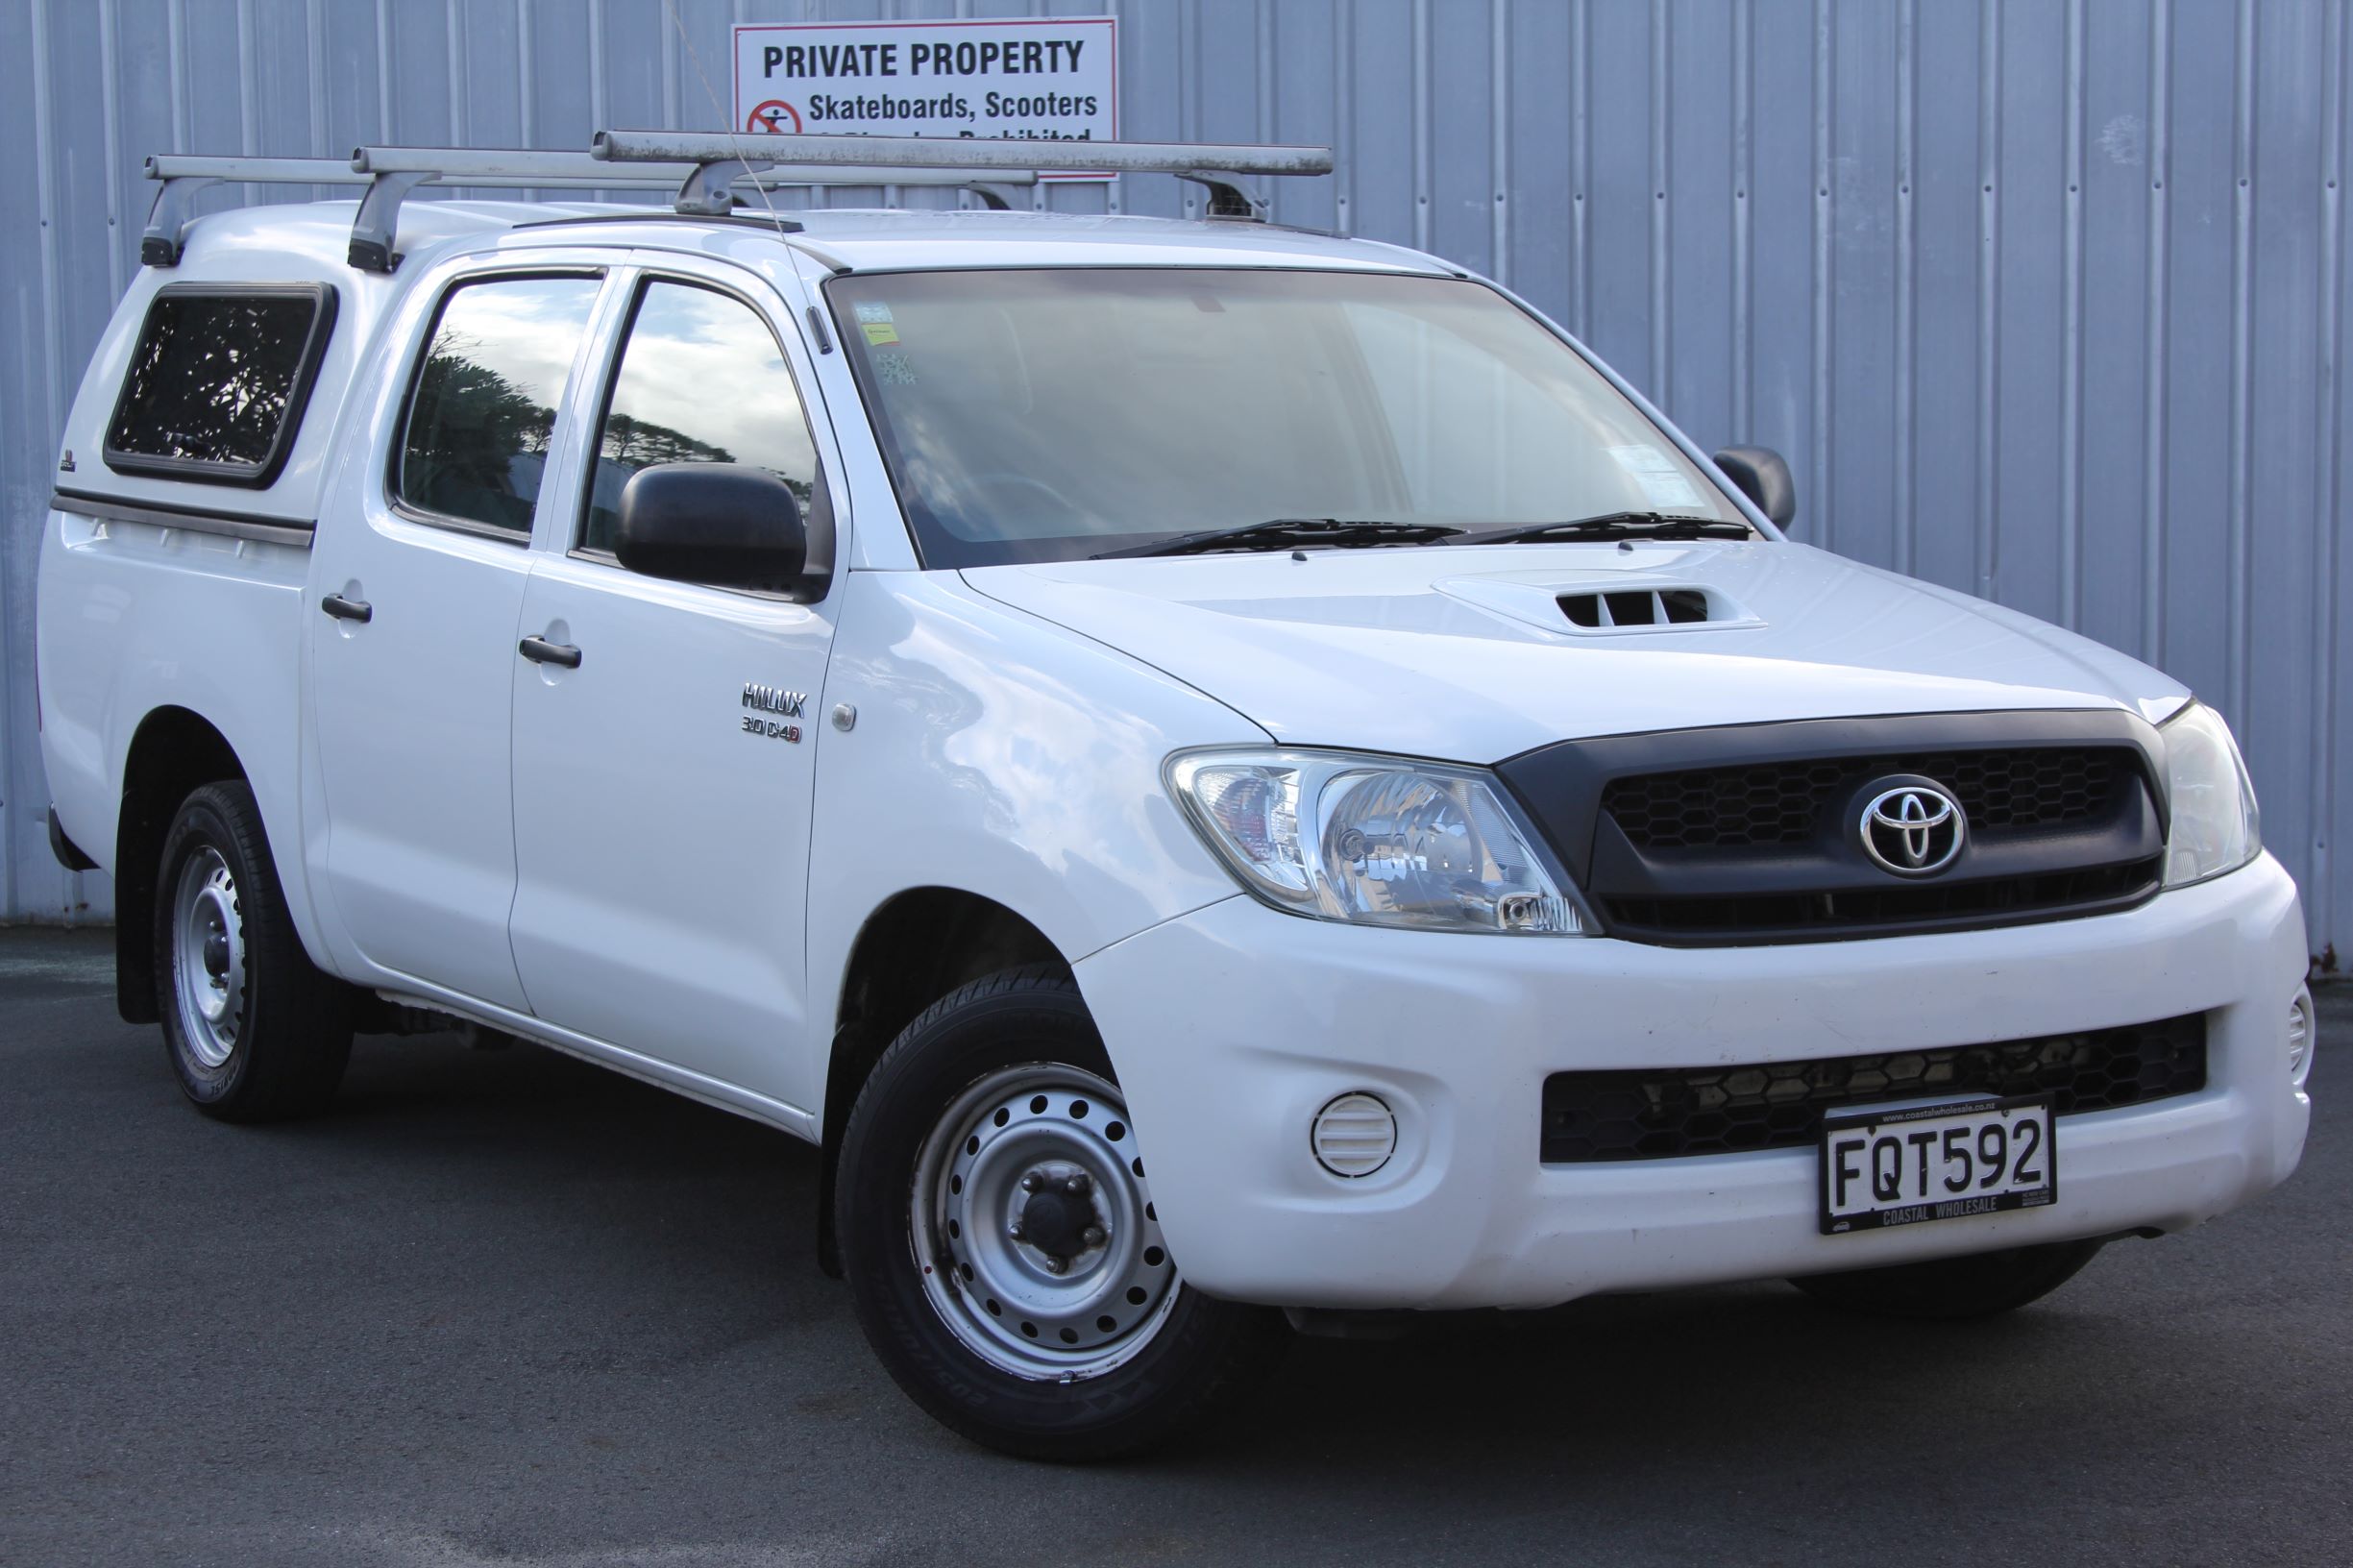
170;847;244;1069
910;1063;1181;1382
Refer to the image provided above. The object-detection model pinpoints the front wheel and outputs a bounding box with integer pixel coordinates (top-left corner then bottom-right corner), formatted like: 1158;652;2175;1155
836;966;1285;1460
1789;1237;2104;1321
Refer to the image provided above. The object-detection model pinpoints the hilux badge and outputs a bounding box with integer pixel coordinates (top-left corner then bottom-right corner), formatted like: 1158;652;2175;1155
742;682;807;743
1858;780;1965;876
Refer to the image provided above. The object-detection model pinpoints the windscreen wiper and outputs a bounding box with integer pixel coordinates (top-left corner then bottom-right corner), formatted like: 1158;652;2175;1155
1092;517;1462;560
1441;511;1756;547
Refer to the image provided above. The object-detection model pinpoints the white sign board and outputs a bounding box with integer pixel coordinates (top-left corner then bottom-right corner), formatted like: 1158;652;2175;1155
733;16;1117;180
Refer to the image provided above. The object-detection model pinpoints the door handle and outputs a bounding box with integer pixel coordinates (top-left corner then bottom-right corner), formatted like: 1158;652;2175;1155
518;635;582;669
320;593;372;624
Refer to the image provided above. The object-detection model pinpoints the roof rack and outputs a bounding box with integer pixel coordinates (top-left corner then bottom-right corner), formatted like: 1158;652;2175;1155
594;130;1335;222
141;148;1039;272
141;132;1336;272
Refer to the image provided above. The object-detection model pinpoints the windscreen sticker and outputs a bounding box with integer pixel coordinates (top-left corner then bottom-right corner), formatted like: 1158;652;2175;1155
874;349;919;386
861;321;901;346
853;303;894;323
1606;444;1704;509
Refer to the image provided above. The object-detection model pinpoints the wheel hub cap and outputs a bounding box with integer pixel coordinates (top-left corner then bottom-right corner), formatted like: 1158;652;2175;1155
1014;1175;1097;1260
911;1064;1180;1381
170;848;244;1068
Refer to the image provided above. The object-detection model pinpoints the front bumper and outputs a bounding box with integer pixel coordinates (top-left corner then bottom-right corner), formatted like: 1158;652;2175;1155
1076;853;2312;1311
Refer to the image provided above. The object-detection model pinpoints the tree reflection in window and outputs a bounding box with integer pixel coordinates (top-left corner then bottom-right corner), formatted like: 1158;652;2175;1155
398;276;601;535
580;280;821;554
106;288;329;482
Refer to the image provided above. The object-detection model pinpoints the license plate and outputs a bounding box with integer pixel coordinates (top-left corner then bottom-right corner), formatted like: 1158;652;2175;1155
1819;1096;2056;1235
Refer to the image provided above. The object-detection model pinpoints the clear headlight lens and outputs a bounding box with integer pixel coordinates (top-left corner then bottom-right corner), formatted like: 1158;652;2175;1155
1166;748;1582;934
2161;701;2261;888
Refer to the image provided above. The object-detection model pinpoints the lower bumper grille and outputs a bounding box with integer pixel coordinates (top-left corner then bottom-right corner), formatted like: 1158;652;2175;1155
1539;1014;2208;1164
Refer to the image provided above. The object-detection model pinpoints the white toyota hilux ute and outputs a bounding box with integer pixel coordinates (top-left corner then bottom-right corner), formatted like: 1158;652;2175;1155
38;136;2312;1460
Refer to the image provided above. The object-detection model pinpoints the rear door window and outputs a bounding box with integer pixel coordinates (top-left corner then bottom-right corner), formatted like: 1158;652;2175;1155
104;283;337;486
395;274;602;537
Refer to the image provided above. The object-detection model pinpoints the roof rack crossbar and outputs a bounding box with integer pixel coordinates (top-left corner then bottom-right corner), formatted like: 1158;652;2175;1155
347;144;1038;192
591;130;1335;181
593;131;1330;223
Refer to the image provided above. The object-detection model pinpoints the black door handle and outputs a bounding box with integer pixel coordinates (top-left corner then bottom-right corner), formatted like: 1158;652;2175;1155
518;635;582;669
320;593;372;624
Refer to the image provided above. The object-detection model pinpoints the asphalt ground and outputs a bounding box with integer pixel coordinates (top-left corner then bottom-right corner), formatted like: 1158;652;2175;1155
1;923;2344;1567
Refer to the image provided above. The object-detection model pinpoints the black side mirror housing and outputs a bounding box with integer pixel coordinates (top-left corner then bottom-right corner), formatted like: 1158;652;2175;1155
615;463;809;594
1710;446;1797;528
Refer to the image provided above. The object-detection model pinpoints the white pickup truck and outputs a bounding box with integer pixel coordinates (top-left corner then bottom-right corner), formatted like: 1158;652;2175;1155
38;135;2311;1460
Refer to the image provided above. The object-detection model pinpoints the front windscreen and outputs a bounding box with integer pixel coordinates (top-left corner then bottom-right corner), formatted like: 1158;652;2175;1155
828;267;1745;567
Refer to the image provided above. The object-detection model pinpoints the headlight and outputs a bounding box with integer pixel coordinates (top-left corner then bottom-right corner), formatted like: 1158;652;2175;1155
2161;701;2261;888
1166;748;1583;933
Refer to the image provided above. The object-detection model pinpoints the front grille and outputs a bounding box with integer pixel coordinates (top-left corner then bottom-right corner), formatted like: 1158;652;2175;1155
1538;1014;2207;1163
1497;714;2170;945
1604;857;2163;939
1604;747;2132;851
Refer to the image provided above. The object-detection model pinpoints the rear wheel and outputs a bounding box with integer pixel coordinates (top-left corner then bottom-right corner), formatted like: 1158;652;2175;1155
836;966;1285;1460
1789;1238;2104;1321
154;781;352;1121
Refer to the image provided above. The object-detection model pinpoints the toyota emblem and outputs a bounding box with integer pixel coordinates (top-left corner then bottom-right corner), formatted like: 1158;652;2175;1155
1857;779;1966;876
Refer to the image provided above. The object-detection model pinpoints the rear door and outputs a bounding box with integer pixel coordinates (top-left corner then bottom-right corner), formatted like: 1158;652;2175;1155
309;263;613;1010
505;259;842;1110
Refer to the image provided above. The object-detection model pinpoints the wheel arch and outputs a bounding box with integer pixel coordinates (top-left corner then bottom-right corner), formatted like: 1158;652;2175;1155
112;707;251;1025
814;885;1066;1275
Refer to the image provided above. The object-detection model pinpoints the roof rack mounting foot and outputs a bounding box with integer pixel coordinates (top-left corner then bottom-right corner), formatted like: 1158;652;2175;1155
678;158;768;216
1178;171;1269;222
965;183;1024;212
349;169;430;273
140;170;221;267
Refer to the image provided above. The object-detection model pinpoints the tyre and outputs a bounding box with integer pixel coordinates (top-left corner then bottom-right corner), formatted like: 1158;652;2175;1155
1789;1237;2104;1321
153;780;352;1121
836;965;1287;1460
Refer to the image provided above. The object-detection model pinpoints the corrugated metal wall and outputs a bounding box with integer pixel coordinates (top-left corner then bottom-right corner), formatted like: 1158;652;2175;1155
2;0;2346;961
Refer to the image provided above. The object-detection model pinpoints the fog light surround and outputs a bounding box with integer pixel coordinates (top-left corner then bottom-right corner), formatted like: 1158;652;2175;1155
1311;1091;1398;1179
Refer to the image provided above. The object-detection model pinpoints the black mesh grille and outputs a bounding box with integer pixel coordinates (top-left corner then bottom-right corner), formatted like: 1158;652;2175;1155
1604;858;2162;939
1603;747;2130;851
1538;1014;2207;1163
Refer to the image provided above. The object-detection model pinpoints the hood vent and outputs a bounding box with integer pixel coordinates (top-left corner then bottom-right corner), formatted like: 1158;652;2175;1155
1431;571;1764;638
1560;588;1715;629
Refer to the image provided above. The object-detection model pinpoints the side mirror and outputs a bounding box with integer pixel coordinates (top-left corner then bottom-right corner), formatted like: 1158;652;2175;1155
615;463;807;593
1710;446;1797;528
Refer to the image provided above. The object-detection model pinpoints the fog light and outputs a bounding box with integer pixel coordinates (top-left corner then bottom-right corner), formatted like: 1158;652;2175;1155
1311;1091;1397;1178
2290;990;2315;1086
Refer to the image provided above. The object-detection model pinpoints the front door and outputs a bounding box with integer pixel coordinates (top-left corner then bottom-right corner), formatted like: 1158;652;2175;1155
309;267;609;1012
506;268;840;1111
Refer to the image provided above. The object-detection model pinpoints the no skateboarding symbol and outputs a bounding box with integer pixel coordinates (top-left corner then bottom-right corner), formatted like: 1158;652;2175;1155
747;99;803;134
